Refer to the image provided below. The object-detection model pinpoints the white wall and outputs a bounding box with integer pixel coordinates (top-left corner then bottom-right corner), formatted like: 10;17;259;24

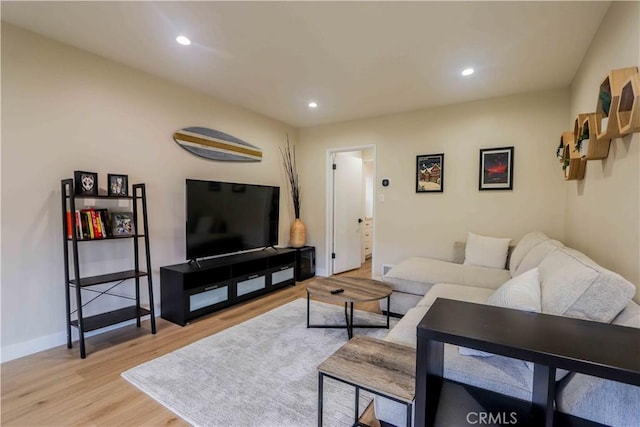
1;24;297;361
566;1;640;301
298;89;569;276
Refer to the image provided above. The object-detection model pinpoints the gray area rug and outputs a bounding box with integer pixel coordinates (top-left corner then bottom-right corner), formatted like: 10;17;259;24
122;298;397;426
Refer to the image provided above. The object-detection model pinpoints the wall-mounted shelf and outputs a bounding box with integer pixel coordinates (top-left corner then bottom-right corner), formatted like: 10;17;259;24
560;131;586;180
595;67;638;140
575;113;610;160
617;72;640;134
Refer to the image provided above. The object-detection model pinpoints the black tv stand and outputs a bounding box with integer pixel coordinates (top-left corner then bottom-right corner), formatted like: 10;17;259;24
160;248;296;326
262;245;278;251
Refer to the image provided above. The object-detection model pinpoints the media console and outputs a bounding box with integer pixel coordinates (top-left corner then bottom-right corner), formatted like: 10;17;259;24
160;248;296;326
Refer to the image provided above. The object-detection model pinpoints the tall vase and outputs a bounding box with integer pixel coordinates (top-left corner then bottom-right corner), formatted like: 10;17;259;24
290;218;306;248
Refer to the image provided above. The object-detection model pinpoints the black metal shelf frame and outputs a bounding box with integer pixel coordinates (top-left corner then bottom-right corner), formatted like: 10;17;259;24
61;179;156;358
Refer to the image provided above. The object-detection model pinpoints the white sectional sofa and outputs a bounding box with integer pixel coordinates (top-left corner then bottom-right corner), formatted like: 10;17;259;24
375;232;640;427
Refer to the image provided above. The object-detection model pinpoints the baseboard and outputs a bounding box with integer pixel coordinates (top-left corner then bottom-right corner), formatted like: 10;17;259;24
1;330;67;363
1;314;159;363
315;267;328;277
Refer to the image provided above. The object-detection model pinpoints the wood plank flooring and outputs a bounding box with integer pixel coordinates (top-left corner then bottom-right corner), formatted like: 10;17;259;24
1;260;381;426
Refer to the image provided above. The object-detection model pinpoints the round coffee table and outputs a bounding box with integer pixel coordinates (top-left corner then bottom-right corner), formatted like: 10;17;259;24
306;276;393;339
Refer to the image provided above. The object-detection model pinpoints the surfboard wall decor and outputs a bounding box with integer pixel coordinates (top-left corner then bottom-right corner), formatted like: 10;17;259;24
173;127;263;162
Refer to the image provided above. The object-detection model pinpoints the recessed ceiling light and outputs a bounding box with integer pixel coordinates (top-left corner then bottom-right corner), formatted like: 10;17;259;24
461;68;475;76
308;101;318;109
176;35;191;46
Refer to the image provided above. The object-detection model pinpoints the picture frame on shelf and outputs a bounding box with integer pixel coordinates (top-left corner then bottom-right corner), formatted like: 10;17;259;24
111;212;135;236
416;153;444;193
108;174;129;197
479;146;514;191
74;171;98;196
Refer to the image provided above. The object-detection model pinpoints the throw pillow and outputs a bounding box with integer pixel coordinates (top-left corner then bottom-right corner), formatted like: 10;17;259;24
463;232;512;269
486;267;541;312
459;268;541;359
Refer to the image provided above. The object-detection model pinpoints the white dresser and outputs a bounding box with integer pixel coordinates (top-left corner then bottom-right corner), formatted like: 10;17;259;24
363;218;373;259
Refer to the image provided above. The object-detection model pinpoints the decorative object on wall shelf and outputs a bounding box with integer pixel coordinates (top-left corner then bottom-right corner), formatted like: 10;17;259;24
416;153;444;193
479;147;513;191
560;131;586;181
595;67;638;140
280;136;305;248
107;173;129;197
574;113;610;160
617;72;640;134
73;171;98;196
556;140;565;163
173;127;263;162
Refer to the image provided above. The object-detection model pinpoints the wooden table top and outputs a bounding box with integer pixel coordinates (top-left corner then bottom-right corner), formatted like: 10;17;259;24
318;335;416;403
306;276;393;303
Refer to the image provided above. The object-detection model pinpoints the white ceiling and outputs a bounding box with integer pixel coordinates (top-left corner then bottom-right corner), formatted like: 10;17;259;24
1;1;611;128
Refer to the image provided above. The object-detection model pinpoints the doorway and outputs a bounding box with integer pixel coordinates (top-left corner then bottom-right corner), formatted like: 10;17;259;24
326;145;376;275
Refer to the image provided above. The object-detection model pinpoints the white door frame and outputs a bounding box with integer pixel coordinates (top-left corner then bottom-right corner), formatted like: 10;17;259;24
325;144;376;276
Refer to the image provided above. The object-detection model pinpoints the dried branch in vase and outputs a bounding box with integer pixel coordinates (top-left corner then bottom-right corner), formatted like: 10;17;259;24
280;136;301;219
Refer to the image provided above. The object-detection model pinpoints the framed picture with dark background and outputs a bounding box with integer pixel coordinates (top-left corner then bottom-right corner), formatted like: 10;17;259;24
74;171;98;196
112;212;135;236
479;146;514;191
108;174;129;196
416;153;444;193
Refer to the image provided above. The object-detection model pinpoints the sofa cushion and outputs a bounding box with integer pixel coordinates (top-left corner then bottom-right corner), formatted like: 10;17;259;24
379;275;434;298
508;231;549;275
556;302;640;426
417;283;494;308
460;268;540;359
538;248;635;322
379;291;423;316
612;300;640;327
454;241;516;267
384;305;430;347
463;232;512;270
486;267;541;313
514;239;563;277
383;257;510;293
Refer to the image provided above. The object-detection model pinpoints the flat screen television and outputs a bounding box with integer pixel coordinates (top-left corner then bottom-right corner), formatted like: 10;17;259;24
185;179;280;260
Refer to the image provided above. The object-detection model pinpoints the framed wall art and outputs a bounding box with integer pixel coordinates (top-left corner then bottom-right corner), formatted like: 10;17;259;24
73;171;98;196
416;153;444;193
112;212;135;236
108;174;129;197
479;146;514;191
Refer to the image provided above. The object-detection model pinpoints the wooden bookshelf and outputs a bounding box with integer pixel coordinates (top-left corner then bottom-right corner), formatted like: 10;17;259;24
616;72;640;134
595;67;638;140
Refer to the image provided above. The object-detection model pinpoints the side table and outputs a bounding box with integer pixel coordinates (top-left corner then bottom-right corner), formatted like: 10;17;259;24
415;298;640;427
317;335;415;427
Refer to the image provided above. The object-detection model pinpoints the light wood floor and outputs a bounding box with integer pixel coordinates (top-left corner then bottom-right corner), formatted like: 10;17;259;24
1;260;380;426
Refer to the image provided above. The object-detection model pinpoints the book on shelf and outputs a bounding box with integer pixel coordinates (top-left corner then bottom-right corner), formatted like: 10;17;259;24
66;210;85;239
75;210;83;239
98;209;112;237
66;211;72;239
92;210;103;238
68;208;129;240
